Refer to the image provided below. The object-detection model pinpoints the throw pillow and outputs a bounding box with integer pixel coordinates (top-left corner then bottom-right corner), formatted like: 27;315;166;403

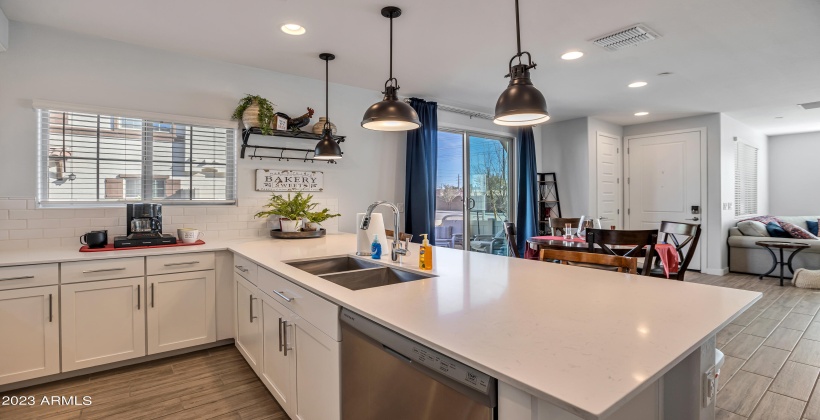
738;220;770;237
780;221;819;240
808;220;819;237
766;222;792;238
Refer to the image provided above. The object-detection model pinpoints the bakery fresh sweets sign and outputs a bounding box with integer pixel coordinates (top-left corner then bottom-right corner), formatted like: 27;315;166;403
256;170;324;192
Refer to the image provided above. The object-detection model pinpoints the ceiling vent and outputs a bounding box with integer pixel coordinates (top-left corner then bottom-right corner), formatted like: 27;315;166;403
799;101;820;110
591;24;661;51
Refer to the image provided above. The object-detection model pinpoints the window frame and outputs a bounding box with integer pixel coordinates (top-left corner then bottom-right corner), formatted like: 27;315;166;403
35;100;238;208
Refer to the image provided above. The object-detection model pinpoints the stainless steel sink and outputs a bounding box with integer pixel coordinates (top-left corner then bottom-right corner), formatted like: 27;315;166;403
285;256;381;276
319;267;432;291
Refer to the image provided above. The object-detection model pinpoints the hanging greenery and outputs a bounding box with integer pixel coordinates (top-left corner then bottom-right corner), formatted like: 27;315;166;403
231;94;275;135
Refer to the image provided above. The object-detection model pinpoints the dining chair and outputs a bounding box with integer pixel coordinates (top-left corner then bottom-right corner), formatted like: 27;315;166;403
539;249;638;274
549;217;582;236
585;228;658;276
503;222;519;258
647;221;702;281
438;215;464;249
385;229;413;242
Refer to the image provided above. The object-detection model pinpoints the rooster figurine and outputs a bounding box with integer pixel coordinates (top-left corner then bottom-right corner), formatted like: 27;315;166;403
287;107;314;131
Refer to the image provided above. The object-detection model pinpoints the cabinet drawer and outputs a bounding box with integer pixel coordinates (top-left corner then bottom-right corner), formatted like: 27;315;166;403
233;254;258;285
258;268;339;340
62;257;145;284
147;252;215;275
0;263;58;291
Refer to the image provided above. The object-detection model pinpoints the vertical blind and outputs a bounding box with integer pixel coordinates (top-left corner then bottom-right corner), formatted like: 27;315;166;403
734;141;758;217
37;106;236;206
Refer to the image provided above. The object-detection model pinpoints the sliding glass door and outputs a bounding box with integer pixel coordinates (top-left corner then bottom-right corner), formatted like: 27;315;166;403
435;129;513;255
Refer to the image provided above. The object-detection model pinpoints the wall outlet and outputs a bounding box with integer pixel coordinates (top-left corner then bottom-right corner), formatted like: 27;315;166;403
703;367;716;407
396;202;405;213
722;202;734;211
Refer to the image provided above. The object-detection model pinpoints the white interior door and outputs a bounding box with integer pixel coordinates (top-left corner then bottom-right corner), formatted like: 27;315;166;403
596;132;623;229
627;130;703;270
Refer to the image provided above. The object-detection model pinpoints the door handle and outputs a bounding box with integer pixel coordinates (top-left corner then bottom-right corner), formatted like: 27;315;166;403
283;321;290;357
685;217;700;221
164;261;200;267
278;317;284;352
0;275;34;281
234;265;249;273
48;293;53;323
83;267;126;274
249;295;258;323
151;283;155;308
468;198;476;210
272;290;293;302
137;284;141;310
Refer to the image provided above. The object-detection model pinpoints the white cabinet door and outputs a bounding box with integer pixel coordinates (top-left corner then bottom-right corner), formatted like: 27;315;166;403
0;285;59;385
147;271;216;355
293;315;341;420
61;277;146;372
260;292;296;413
235;274;262;373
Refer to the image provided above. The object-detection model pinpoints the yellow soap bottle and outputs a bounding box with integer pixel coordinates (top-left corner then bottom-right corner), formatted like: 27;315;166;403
419;234;433;270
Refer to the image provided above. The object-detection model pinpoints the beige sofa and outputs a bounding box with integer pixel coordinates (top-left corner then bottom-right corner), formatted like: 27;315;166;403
728;216;820;278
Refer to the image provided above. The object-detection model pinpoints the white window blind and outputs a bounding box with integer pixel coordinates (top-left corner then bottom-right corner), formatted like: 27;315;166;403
37;106;236;206
734;141;758;217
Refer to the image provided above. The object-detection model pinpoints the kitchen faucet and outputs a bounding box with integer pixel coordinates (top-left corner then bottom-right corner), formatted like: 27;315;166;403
360;201;408;262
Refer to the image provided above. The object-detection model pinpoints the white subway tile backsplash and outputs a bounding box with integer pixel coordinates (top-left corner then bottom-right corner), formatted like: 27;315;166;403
42;209;76;219
0;240;29;251
27;219;62;229
0;200;28;210
10;229;43;240
0;210;7;220
184;207;208;216
9;209;43;220
0;220;27;230
63;218;91;228
0;231;7;241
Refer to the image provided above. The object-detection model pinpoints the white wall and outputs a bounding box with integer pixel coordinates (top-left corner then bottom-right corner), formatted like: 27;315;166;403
540;117;589;216
0;6;8;52
0;21;406;245
769;131;820;215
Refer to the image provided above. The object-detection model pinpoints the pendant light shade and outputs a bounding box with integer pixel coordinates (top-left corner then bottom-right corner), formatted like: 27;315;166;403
493;0;550;127
361;6;421;131
315;53;343;160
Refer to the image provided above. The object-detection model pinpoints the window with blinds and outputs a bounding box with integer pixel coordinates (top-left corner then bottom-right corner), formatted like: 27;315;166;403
734;141;758;217
37;106;236;206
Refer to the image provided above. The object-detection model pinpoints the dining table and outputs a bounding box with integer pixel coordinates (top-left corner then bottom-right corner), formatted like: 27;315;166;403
525;235;680;278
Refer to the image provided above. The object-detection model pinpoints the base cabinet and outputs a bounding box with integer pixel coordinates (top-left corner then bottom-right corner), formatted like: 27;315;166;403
147;271;216;355
260;292;296;413
61;277;146;372
0;285;59;385
235;274;262;373
293;313;341;420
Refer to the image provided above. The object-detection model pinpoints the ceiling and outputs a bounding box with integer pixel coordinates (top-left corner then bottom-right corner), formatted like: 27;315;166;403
2;0;819;134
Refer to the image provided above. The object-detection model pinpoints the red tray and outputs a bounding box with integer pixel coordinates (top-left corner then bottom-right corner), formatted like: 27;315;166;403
80;240;205;252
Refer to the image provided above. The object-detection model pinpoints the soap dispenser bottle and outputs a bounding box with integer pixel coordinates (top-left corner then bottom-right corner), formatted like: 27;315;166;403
371;235;382;260
419;234;432;270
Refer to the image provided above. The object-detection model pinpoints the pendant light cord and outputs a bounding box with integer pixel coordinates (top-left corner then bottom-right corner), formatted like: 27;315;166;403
515;0;521;55
389;14;394;82
325;58;329;123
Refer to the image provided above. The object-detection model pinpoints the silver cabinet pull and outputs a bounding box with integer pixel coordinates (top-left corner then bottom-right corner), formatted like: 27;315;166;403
164;261;200;267
278;317;284;352
283;321;289;356
234;265;249;273
685;217;700;221
0;275;35;281
48;294;53;323
83;267;126;274
249;295;258;323
272;290;293;302
151;283;155;308
137;284;141;310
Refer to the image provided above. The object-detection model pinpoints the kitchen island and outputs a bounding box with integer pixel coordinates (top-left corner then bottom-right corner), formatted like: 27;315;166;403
228;234;760;420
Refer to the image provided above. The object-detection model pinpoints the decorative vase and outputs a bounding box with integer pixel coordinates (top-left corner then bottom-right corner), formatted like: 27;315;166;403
311;117;337;135
242;102;261;130
279;218;301;233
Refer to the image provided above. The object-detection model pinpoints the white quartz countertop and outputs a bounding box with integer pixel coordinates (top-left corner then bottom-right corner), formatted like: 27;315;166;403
2;234;760;419
227;234;760;419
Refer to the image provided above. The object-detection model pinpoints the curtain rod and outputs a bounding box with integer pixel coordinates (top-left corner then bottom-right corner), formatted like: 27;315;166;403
402;98;493;121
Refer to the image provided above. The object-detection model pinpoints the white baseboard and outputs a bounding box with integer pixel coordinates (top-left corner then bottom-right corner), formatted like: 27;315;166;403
703;267;730;276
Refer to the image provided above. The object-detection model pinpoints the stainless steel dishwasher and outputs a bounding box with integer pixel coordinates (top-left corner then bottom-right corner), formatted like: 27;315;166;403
340;309;497;420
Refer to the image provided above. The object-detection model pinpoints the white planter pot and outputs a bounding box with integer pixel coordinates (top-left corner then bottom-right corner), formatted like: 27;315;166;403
242;102;261;130
279;218;301;232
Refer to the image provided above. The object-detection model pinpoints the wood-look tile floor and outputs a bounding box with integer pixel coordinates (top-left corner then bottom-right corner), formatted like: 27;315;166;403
688;271;820;419
0;345;289;420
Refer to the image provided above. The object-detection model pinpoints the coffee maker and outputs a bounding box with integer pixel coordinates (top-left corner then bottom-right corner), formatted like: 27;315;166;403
114;203;177;248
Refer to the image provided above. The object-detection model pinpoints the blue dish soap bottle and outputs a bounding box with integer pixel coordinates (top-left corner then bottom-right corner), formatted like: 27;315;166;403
371;235;382;260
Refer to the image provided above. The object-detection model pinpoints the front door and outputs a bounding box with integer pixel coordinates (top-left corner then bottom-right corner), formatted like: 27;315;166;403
626;130;703;270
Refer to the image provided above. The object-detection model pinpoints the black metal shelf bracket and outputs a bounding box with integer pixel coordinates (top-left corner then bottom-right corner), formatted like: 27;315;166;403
239;128;343;163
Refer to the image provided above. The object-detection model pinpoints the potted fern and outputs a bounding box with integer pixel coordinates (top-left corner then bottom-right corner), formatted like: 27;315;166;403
304;208;341;231
254;192;314;232
231;94;275;135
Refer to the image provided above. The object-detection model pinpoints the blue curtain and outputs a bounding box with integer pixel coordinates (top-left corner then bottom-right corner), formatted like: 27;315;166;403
404;98;438;244
516;127;538;257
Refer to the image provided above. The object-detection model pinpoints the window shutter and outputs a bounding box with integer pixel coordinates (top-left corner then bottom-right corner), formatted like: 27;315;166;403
734;142;758;217
37;107;236;207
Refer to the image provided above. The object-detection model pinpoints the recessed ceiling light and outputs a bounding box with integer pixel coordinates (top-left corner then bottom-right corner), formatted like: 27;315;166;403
657;72;673;76
634;111;649;116
281;24;306;35
628;81;648;88
561;51;584;60
775;116;784;119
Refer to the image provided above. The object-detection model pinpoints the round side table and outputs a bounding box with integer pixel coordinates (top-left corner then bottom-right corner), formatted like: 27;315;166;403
755;241;811;286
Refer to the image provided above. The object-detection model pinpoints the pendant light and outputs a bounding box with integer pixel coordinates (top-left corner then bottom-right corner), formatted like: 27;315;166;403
493;0;550;126
360;6;421;131
314;53;343;160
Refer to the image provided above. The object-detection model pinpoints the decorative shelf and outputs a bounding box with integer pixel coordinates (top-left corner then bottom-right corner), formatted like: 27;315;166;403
240;127;345;163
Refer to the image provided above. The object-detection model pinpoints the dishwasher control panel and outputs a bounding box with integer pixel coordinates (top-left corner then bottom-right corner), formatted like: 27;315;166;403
341;308;494;395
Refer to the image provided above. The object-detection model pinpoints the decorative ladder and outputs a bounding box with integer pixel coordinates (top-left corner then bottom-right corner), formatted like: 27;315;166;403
537;172;561;235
